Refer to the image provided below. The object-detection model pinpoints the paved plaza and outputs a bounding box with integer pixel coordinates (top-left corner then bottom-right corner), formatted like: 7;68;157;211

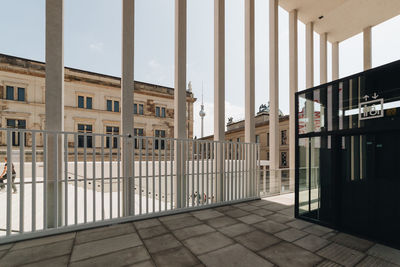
0;194;399;267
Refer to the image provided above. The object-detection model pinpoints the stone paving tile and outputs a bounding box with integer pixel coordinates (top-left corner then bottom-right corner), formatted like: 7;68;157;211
223;208;250;218
173;224;215;240
274;227;308;242
162;215;202;231
143;234;181;254
12;232;75;250
237;214;266;224
254;220;289;234
232;203;249;208
0;250;7;259
304;224;334;237
138;224;169;239
75;223;135;245
259;241;323;267
191;209;223;220
367;244;400;265
70;246;150;267
130;260;156;267
262;203;289;212
249;208;274;217
158;212;192;222
329;232;374;252
316;260;343;267
266;213;294;224
322;231;338;240
152;246;200;267
1;239;73;267
286;219;313;230
134;218;161;230
206;215;237;228
238;204;259;211
234;230;281;251
294;234;331;252
183;231;234;255
199;243;274;267
277;207;294;217
218;223;255;238
0;243;13;251
214;205;235;212
317;242;366;267
21;255;70;267
248;200;272;206
355;255;400;267
71;233;142;262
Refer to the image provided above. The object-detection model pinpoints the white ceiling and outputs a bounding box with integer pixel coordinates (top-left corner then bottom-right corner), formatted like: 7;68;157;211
279;0;400;43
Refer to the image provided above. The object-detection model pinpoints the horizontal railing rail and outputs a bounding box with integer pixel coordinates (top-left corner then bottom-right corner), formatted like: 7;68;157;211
0;128;260;243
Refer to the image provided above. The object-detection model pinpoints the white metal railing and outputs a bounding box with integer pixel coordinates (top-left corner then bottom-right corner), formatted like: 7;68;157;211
0;128;259;243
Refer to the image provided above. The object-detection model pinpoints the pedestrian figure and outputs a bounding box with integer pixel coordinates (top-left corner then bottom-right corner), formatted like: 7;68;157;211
0;157;17;193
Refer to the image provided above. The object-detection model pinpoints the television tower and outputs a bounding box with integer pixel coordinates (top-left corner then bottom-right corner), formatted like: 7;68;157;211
199;83;206;138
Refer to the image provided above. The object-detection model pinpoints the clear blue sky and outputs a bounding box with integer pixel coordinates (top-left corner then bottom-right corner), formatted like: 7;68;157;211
1;0;400;138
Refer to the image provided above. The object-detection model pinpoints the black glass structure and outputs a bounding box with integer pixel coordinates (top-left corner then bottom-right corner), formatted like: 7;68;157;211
295;60;400;248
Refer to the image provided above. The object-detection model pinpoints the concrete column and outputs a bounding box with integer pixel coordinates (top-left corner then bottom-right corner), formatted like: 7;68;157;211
45;0;64;228
320;32;327;84
288;9;298;192
244;0;255;144
214;0;225;202
306;22;314;88
363;26;372;70
174;0;187;208
269;0;280;194
121;0;135;216
332;41;339;80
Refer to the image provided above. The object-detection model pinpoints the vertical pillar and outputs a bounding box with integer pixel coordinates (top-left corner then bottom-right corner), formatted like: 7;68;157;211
45;0;64;228
269;0;280;193
244;0;255;144
214;0;225;202
332;41;339;80
174;0;187;208
122;0;135;216
363;26;372;70
320;32;327;84
306;22;314;88
288;9;297;192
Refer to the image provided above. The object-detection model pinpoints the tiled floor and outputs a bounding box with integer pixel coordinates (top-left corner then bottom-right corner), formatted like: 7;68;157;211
1;194;400;267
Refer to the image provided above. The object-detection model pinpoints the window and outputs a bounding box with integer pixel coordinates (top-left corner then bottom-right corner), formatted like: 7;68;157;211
281;130;287;145
106;126;119;148
156;106;160;117
267;152;270;160
77;124;93;148
86;97;92;109
6;86;14;100
237;138;240;142
267;133;270;146
7;119;26;146
134;128;144;149
256;135;260;143
281;152;288;167
107;100;112;111
161;107;166;118
154;130;166;149
155;106;166;118
17;87;25;101
78;96;92;109
134;104;144;115
114;101;119;112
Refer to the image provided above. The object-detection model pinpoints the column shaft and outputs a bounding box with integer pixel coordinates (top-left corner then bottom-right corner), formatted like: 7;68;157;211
332;42;339;80
306;22;314;88
122;0;135;215
289;9;297;192
363;26;372;70
45;0;64;228
320;32;327;84
174;0;187;208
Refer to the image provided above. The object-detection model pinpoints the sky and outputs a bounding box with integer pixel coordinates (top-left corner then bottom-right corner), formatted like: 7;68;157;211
1;0;400;138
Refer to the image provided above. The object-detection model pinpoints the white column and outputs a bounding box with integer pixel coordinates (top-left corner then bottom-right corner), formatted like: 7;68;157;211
174;0;187;208
121;0;135;216
289;9;297;192
320;32;327;84
45;0;64;228
306;22;314;88
214;0;225;202
245;0;255;144
363;26;372;70
269;0;280;193
332;41;339;80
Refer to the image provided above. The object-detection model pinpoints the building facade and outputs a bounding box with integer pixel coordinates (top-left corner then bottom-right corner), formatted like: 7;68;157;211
201;106;290;169
0;54;195;149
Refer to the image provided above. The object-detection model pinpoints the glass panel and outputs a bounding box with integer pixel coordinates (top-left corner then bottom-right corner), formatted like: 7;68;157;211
17;87;25;101
6;86;14;100
114;101;119;112
156;107;160;117
298;138;309;215
86;97;92;109
310;137;321;215
139;104;144;115
298;93;315;134
7;119;16;128
161;107;166;118
134;103;137;114
78;96;84;108
107;100;112;111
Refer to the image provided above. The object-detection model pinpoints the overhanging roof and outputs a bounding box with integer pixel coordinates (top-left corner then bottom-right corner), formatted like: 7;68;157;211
279;0;400;43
